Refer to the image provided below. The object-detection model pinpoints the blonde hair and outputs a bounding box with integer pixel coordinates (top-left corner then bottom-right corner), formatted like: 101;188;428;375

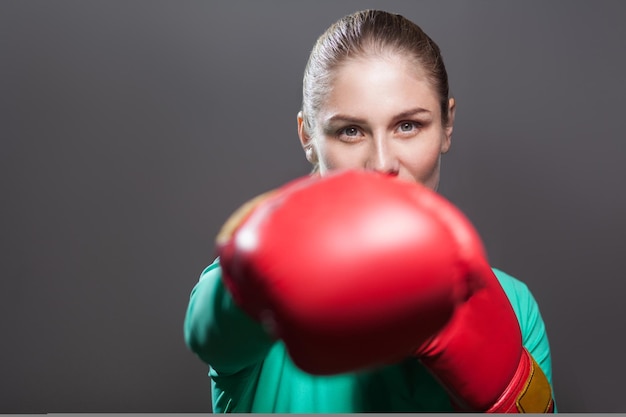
301;9;451;140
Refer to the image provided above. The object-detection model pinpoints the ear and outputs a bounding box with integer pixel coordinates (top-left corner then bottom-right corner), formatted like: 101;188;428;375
297;111;312;148
297;111;317;163
441;98;455;154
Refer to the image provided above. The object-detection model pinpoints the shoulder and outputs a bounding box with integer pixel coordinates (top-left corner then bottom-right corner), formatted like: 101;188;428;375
491;267;537;318
189;258;222;294
199;257;222;280
491;267;528;293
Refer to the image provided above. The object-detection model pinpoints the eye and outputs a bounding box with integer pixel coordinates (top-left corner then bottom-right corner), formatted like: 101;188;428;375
337;126;364;142
342;126;360;136
399;122;417;132
395;121;423;137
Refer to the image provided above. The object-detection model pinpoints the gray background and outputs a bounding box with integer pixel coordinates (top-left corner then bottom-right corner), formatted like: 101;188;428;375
2;0;625;412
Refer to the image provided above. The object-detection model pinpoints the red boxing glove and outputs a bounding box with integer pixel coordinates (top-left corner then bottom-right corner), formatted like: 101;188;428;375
217;170;553;413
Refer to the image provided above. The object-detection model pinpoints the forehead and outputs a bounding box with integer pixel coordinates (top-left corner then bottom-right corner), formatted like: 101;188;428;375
321;55;440;118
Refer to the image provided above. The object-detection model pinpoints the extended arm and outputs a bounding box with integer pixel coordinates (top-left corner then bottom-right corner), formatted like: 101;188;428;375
184;259;274;375
216;170;555;412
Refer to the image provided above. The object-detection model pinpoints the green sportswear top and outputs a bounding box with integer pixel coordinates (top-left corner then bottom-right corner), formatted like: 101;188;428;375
184;258;555;413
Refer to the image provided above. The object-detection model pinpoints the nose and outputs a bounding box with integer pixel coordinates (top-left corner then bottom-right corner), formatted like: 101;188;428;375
365;136;400;176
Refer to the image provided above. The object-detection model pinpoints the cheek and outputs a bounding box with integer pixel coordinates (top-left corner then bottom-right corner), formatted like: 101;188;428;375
316;140;366;171
400;141;443;185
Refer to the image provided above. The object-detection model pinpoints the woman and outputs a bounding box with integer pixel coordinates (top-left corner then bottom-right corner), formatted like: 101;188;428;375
184;9;555;413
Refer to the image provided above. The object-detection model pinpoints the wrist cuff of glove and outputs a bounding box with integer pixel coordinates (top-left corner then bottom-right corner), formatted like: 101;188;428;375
487;348;554;413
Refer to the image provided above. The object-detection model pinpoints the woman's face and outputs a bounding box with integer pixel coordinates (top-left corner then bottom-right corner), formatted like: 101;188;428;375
298;55;455;191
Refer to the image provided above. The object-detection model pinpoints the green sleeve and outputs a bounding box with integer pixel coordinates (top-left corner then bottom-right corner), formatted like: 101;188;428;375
183;258;275;375
492;268;557;410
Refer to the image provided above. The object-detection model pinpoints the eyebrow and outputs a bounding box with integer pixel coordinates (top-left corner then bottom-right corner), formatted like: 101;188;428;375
324;107;432;125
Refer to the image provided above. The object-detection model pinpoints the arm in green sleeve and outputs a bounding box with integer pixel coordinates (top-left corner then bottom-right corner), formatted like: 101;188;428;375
184;258;275;375
519;289;553;386
493;268;557;411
